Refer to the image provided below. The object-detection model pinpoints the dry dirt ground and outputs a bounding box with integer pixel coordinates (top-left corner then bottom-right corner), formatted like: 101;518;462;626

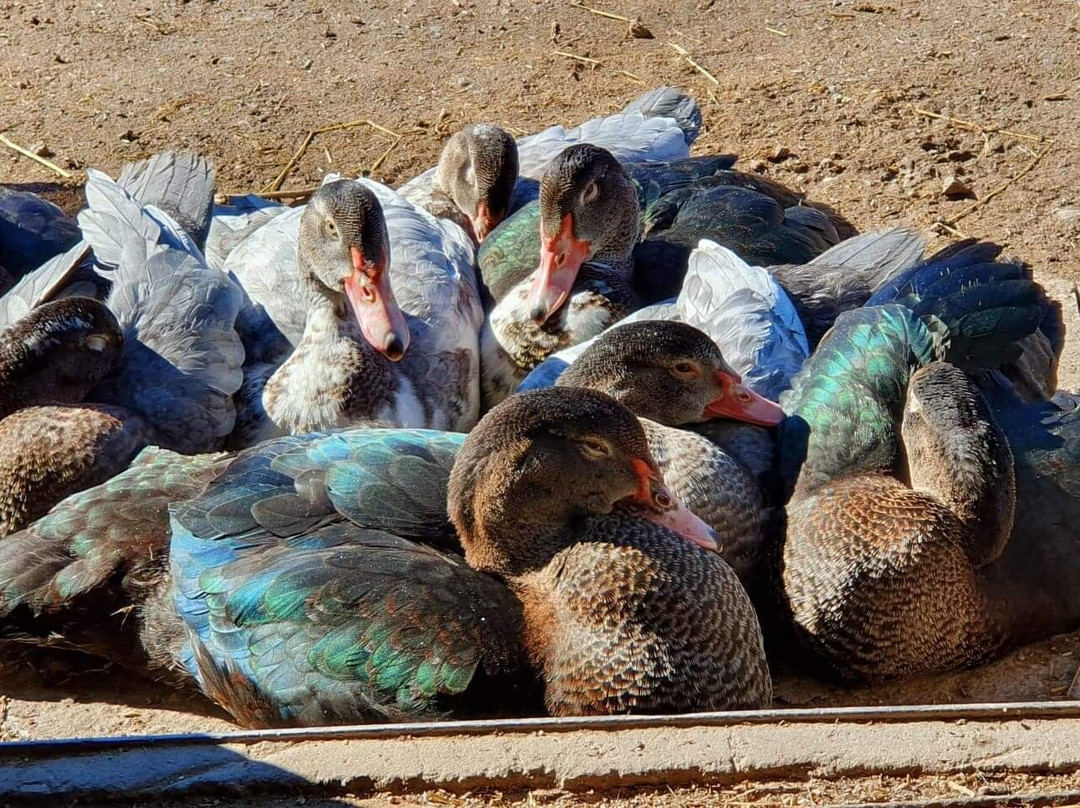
2;0;1080;801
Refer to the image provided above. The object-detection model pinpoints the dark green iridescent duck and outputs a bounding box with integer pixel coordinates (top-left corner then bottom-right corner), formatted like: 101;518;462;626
772;240;1069;682
1;389;771;726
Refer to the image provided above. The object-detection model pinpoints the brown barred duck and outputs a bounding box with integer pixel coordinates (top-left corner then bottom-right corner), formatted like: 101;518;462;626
553;320;784;579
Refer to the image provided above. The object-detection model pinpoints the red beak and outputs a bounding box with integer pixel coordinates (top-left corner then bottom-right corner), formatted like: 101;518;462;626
471;201;499;244
526;214;591;324
343;246;410;361
704;371;785;427
630;459;719;552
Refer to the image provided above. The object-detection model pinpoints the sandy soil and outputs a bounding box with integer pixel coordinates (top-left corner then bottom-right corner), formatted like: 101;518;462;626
2;0;1080;785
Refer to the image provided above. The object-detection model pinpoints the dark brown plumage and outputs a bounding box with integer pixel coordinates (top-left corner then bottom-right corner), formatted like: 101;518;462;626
0;298;153;536
0;296;122;418
449;387;772;714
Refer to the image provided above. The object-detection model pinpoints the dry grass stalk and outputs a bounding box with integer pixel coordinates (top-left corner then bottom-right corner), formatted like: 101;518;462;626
553;50;603;65
667;42;720;85
912;107;1045;142
262;120;403;193
568;1;632;22
0;134;73;178
940;143;1054;230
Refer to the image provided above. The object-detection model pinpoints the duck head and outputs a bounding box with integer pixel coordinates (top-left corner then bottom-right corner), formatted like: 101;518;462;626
297;180;409;361
529;145;639;324
448;387;719;575
556;321;785;428
0;297;123;411
434;124;519;243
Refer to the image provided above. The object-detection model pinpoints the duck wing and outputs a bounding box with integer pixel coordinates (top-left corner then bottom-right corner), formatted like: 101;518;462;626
204;194;286;271
78;170;245;454
0;152;222;329
0;239;92;328
170;428;532;727
0;186;81;280
116;152;216;251
768;227;926;349
222;204;310;364
0;447;224;672
780;244;1046;498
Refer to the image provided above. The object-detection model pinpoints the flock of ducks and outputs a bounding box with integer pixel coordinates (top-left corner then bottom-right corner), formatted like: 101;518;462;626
0;87;1077;728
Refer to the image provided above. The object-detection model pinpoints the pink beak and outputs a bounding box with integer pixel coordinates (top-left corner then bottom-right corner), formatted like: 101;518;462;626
526;214;591;325
471;201;498;244
342;246;410;361
704;370;786;427
630;459;719;552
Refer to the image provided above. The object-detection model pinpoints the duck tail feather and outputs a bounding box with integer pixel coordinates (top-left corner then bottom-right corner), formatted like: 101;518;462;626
621;86;702;145
117;151;217;251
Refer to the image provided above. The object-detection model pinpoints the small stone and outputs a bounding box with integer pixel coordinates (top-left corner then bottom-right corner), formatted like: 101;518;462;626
746;159;768;173
456;76;472;88
941;175;974;199
628;19;653;39
768;145;793;163
1055;207;1080;222
301;58;313;70
31;143;54;158
119;129;140;143
945;149;975;162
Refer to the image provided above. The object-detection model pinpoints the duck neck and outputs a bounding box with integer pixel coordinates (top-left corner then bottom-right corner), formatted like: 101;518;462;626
903;404;1016;568
264;275;398;430
591;182;641;273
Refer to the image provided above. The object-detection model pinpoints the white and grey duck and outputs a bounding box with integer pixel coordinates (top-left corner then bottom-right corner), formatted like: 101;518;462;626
223;176;482;446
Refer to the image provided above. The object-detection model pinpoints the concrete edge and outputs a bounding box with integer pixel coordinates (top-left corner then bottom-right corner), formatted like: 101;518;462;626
3;716;1080;803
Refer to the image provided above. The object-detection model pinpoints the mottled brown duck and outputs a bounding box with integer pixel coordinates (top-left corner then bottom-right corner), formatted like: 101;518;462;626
773;241;1055;681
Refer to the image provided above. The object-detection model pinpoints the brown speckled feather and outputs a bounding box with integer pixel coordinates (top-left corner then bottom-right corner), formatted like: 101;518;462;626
0;404;154;536
518;510;771;715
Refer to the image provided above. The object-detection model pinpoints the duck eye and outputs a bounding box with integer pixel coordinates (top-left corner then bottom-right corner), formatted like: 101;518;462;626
325;219;339;239
577;437;611;459
671;361;699;379
581;182;599;205
654;490;673;509
86;335;109;353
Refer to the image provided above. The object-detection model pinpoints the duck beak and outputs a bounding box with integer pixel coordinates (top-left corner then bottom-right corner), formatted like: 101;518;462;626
471;201;498;244
526;214;591;325
704;370;785;427
630;459;720;552
343;246;410;361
